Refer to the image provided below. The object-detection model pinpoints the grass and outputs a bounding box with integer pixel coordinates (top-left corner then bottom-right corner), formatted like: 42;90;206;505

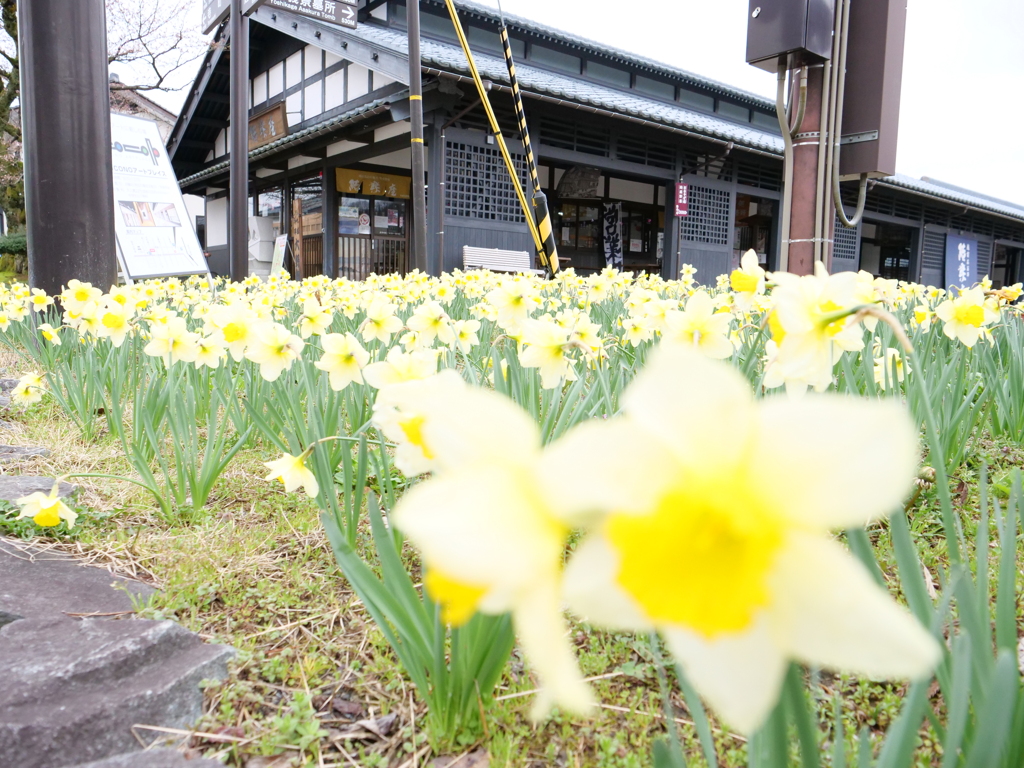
0;369;1005;767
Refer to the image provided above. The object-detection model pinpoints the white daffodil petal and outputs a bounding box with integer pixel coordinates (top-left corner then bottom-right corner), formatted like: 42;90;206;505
374;370;539;475
537;418;678;525
393;466;563;601
563;536;655;633
662;616;788;735
623;345;754;469
514;581;595;719
753;397;918;529
770;534;941;680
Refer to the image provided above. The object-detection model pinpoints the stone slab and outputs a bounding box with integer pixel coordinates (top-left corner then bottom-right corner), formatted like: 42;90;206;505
76;749;225;767
0;540;154;626
0;445;50;463
0;377;18;391
0;475;76;502
0;616;235;768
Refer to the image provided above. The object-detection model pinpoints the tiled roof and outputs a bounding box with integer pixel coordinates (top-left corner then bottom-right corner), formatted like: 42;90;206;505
433;0;777;110
352;21;787;155
877;175;1024;223
177;98;395;187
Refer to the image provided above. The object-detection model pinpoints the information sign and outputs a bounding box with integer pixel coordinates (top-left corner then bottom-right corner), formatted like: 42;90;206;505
249;0;358;28
270;235;289;276
674;182;689;217
110;114;210;281
945;234;978;292
201;0;231;35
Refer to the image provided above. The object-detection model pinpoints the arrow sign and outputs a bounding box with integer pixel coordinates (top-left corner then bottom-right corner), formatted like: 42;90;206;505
247;0;358;28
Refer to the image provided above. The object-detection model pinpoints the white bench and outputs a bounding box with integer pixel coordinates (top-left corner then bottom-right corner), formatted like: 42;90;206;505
462;246;544;276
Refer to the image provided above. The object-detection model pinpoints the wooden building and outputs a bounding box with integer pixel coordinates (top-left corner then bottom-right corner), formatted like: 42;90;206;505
169;0;1024;286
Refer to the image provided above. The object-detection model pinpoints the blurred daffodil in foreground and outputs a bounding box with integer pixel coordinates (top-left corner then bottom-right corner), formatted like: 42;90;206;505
376;370;593;718
547;346;940;733
263;450;318;498
16;484;77;528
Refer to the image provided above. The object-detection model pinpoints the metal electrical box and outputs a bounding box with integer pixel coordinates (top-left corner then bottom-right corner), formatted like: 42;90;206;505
839;0;908;179
746;0;835;72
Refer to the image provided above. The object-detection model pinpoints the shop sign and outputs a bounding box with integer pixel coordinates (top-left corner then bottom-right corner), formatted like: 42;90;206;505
201;0;230;34
336;168;411;199
674;183;689;217
249;0;358;28
945;234;978;292
249;104;289;151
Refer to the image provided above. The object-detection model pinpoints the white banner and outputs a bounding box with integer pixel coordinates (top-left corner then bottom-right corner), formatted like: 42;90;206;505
110;113;210;281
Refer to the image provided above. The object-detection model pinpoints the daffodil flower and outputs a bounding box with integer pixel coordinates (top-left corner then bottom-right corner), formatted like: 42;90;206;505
245;323;305;382
37;323;62;346
873;348;909;390
664;291;734;359
11;371;46;406
378;371;594;718
547;346;940;733
518;319;577;389
934;287;990;347
768;264;866;393
729;249;766;311
362;347;438;390
314;332;369;391
263;450;319;498
16;485;77;529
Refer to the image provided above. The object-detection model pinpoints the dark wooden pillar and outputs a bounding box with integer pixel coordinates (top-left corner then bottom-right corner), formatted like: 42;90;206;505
21;0;117;293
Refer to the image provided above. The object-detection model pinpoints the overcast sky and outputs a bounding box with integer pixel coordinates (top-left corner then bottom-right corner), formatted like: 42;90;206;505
132;0;1024;208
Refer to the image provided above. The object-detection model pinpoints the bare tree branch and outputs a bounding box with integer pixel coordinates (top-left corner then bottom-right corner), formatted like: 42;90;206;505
107;0;209;93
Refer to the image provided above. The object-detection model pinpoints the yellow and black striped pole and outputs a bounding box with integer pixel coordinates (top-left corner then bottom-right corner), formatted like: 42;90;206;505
499;19;559;274
442;0;549;271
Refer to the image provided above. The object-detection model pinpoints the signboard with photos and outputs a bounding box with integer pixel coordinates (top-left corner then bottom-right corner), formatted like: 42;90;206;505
110;114;211;282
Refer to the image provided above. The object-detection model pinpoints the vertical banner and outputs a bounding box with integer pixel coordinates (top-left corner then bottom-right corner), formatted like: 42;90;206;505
945;235;978;291
675;182;690;217
603;203;623;270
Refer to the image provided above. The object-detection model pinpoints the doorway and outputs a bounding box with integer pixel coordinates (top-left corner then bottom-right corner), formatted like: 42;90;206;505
992;244;1023;289
860;221;915;281
338;195;408;280
291;175;324;278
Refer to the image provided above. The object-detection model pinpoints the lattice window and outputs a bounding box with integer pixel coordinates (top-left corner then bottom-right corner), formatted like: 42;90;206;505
833;215;860;263
444;141;528;223
735;157;783;192
922;230;946;272
978;240;993;277
616;135;676;170
681;185;731;245
682;151;734;181
539;116;611;157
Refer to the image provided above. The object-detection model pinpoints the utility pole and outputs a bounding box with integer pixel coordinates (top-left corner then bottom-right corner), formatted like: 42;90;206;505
21;0;117;294
229;0;250;281
787;64;827;276
407;0;430;275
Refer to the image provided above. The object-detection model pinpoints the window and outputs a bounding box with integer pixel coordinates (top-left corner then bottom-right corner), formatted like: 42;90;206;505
751;111;781;132
587;61;631;89
467;25;501;54
635;75;674;101
557;204;600;250
717;101;750;122
681;185;731;246
420;12;456;39
445;141;528;223
530;45;581;75
678;89;714;112
734;194;775;269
